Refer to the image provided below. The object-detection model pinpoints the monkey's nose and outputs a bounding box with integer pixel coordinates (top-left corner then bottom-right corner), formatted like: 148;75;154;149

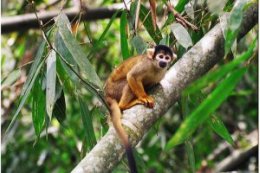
159;61;167;68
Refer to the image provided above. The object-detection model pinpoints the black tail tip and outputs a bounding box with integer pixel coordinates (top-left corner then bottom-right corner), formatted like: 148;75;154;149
125;146;138;173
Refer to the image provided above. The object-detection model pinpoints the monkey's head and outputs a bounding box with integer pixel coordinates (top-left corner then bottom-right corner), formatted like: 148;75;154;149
147;45;177;69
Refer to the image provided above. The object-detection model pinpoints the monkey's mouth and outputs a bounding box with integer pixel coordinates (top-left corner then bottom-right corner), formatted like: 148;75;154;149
159;62;167;68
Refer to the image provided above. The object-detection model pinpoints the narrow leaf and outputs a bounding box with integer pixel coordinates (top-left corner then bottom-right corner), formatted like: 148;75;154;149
185;1;195;20
184;39;256;94
56;12;102;87
135;0;141;31
166;68;246;149
120;10;130;59
32;76;45;137
21;41;46;96
78;94;97;150
171;23;193;49
87;10;120;59
46;50;56;120
207;0;228;15
175;0;189;12
53;89;66;124
208;115;234;145
130;35;148;54
185;141;196;173
149;0;157;31
6;52;46;133
56;57;77;93
1;69;21;88
139;4;162;43
224;0;247;54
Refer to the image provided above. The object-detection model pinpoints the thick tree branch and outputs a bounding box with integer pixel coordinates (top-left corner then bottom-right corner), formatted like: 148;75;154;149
1;4;124;34
71;4;258;173
214;130;258;172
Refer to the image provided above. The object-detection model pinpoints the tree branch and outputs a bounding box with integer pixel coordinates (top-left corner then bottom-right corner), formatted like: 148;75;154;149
71;3;258;173
214;130;258;172
1;4;125;34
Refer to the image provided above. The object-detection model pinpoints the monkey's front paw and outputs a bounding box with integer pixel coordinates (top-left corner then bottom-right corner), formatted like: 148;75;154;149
139;96;155;108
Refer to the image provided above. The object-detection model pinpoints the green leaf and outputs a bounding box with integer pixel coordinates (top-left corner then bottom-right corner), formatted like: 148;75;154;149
185;141;196;173
171;23;193;49
46;50;57;120
139;4;162;44
224;0;247;55
130;35;148;54
184;39;256;94
207;0;228;15
32;76;46;137
162;13;175;29
6;42;46;133
78;94;97;150
1;69;21;88
55;32;78;68
87;10;121;59
175;0;189;13
208;115;234;145
56;57;77;94
56;12;102;87
120;10;130;59
166;68;247;149
53;89;66;124
21;41;46;96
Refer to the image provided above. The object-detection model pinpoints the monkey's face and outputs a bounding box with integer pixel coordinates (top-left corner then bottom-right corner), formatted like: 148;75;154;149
154;52;173;69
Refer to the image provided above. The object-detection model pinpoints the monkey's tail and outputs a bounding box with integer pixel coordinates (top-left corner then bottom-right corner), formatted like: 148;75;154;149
107;98;137;173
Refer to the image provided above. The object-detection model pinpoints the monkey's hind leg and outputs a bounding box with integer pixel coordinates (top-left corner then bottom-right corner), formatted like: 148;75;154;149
118;85;135;110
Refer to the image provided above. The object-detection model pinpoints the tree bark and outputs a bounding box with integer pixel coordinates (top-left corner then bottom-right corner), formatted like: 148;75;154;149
71;3;258;173
1;4;124;34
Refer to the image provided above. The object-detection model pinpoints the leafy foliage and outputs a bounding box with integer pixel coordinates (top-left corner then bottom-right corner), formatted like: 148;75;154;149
1;0;257;173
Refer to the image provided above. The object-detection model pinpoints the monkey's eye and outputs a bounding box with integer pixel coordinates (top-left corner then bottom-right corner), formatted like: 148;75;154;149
165;56;170;60
159;55;164;59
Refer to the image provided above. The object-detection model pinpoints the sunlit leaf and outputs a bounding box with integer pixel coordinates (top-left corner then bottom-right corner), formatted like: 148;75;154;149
46;50;56;120
1;69;21;88
166;68;247;149
208;115;234;145
171;23;193;49
185;1;195;20
229;0;247;31
120;10;130;59
131;35;148;54
184;39;256;94
207;0;228;15
224;0;247;55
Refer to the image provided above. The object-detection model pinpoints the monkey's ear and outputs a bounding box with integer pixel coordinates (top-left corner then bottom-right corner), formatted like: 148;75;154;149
172;52;177;61
146;48;155;59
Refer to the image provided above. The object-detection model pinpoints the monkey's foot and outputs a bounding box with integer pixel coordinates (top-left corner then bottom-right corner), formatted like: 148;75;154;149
139;96;155;108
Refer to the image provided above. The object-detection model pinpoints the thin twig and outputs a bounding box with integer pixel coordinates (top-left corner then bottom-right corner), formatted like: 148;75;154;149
167;2;199;31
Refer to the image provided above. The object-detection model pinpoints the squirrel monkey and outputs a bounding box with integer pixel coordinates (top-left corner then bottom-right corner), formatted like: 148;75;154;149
104;45;176;173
